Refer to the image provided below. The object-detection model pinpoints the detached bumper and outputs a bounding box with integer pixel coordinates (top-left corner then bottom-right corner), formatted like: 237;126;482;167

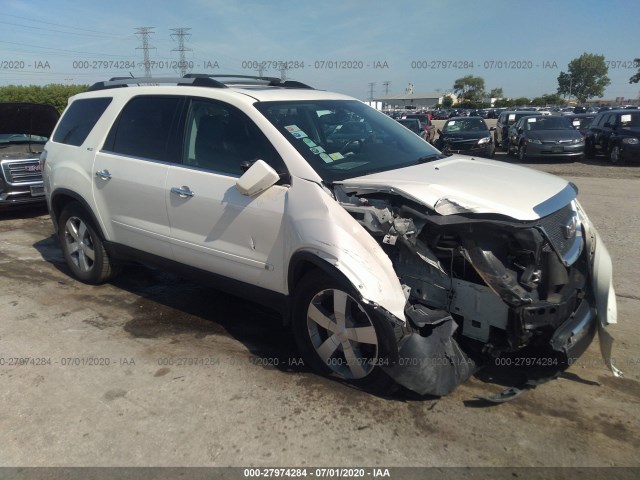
549;297;597;362
383;305;477;396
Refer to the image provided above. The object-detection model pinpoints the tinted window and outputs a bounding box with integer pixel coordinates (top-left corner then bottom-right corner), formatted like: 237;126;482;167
53;97;112;146
593;113;605;127
183;99;285;176
107;96;182;162
603;113;615;127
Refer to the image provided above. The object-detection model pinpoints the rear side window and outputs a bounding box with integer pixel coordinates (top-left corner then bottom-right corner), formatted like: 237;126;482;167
53;97;112;146
105;96;183;162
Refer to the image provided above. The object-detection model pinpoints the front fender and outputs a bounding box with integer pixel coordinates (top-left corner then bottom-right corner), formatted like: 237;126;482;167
285;179;407;323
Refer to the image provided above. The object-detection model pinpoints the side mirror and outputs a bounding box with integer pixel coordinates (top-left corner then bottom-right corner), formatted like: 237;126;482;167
517;127;523;134
236;159;280;196
437;128;442;135
489;127;496;131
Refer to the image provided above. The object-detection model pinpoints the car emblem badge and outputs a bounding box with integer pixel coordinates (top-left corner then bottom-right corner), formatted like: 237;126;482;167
563;216;577;239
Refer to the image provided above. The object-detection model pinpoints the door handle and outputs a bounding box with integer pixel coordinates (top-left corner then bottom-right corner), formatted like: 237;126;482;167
95;169;112;180
170;186;195;198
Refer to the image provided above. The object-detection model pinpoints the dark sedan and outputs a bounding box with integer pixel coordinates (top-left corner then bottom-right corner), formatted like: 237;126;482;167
564;113;596;136
585;109;640;163
434;116;495;158
509;115;584;161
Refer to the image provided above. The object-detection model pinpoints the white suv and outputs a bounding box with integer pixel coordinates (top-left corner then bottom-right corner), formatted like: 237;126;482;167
43;75;620;396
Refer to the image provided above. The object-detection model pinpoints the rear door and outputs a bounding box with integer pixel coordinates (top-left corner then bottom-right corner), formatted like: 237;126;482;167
165;97;289;292
93;95;184;258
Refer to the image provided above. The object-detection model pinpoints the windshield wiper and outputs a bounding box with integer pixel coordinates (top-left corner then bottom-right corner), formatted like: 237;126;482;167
414;153;445;165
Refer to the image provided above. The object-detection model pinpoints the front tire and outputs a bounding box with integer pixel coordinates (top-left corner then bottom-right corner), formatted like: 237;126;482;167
609;144;624;164
58;203;119;284
292;270;396;393
517;143;527;162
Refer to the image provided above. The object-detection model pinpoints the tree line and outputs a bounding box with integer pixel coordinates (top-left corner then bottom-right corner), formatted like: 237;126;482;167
445;52;640;106
0;84;88;112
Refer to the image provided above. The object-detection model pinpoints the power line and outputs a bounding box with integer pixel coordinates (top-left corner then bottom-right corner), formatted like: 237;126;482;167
0;13;121;36
368;82;376;101
170;28;192;77
0;20;120;39
135;27;156;78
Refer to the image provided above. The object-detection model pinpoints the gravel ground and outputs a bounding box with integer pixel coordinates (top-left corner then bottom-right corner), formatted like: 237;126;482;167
0;151;639;470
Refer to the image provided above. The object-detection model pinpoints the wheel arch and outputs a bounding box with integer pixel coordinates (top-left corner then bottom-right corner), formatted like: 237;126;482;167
50;189;103;237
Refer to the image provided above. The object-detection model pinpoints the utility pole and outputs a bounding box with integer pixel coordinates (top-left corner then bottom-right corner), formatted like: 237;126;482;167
257;65;265;77
134;27;155;78
170;27;192;77
368;82;376;101
279;65;287;81
383;81;390;95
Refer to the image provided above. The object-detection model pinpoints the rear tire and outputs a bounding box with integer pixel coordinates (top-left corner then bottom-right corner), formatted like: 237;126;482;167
292;270;397;393
58;203;119;284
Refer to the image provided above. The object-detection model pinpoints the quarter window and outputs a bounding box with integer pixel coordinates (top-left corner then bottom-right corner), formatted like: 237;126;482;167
53;97;112;146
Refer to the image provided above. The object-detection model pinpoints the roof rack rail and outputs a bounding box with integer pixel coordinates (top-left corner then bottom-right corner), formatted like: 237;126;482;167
183;73;314;89
87;76;227;92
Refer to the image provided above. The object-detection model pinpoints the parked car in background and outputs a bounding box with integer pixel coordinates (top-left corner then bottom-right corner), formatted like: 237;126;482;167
495;110;536;151
0;102;60;209
397;117;424;134
433;110;451;120
402;113;435;143
509;115;584;161
434;116;495;158
396;118;427;140
585;109;640;163
564;113;596;136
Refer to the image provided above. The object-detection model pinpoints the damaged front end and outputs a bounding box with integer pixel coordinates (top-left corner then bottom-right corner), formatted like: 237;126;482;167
334;184;618;396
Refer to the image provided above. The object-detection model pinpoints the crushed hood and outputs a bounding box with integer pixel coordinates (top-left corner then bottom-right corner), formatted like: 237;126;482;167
336;156;576;221
0;102;60;138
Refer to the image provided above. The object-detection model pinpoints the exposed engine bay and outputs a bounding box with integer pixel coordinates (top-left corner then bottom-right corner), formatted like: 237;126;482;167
333;184;596;395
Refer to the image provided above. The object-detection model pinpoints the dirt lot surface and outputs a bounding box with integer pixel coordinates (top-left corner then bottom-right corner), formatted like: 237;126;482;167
1;149;639;469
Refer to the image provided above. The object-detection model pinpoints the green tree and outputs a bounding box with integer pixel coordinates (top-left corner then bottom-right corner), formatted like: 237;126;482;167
513;97;531;107
557;53;610;103
629;58;640;84
441;94;454;108
453;75;485;103
489;87;504;99
531;93;563;106
494;98;514;108
0;84;88;112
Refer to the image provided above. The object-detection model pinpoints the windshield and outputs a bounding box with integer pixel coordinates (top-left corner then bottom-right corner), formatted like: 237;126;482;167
0;133;49;144
525;116;572;131
570;117;594;129
255;100;442;182
443;117;488;133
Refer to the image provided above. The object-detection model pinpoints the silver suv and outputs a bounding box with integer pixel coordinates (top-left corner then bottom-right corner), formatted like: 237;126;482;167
0;102;59;208
43;75;620;395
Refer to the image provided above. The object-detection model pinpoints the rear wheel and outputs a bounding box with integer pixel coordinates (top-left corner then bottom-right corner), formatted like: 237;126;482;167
58;203;119;284
292;270;397;393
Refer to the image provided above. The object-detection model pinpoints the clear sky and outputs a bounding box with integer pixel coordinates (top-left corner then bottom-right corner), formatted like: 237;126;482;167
2;0;639;102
